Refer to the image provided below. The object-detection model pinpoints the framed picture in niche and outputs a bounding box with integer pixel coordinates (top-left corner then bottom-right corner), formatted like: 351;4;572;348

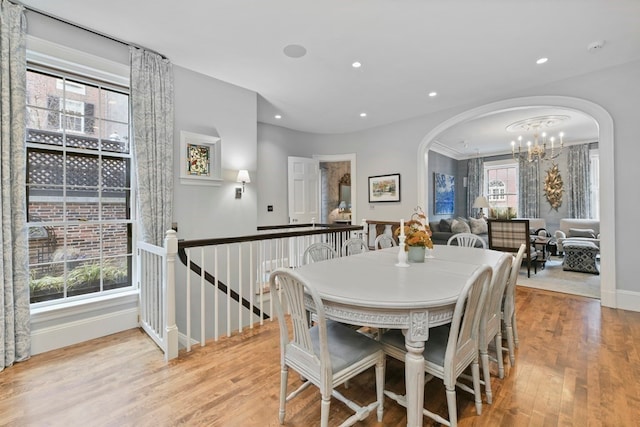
180;131;222;186
434;172;455;215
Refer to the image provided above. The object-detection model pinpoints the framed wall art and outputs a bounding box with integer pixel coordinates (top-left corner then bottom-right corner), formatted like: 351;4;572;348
434;172;455;215
368;173;400;203
180;131;222;186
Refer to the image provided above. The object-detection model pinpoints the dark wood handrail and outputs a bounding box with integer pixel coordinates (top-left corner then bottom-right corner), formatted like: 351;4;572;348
177;223;362;249
176;223;364;321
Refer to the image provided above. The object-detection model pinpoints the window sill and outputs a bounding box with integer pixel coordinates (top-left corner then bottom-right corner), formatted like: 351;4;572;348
31;289;139;323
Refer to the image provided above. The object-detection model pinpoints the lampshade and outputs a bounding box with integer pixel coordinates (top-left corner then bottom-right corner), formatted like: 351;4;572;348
472;196;490;209
338;201;347;209
236;169;251;183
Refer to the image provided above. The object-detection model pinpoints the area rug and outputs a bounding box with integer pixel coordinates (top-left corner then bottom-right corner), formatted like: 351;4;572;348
516;255;600;299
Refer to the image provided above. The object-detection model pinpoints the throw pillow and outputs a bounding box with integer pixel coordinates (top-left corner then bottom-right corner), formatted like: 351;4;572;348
439;218;452;232
468;217;488;235
568;228;596;238
451;218;471;234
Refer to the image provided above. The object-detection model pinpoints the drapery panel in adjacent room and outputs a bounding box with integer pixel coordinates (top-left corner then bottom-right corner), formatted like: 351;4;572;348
567;144;591;218
518;158;540;218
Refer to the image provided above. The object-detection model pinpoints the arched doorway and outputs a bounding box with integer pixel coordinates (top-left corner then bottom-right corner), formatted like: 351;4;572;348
417;96;616;308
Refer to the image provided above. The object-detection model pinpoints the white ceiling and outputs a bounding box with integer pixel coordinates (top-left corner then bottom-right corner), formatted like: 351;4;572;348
19;0;640;155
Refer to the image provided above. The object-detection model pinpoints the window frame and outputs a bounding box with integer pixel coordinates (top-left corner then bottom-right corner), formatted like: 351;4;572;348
26;38;136;308
483;159;519;218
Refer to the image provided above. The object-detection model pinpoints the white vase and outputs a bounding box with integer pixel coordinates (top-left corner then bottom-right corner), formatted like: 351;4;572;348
407;246;426;263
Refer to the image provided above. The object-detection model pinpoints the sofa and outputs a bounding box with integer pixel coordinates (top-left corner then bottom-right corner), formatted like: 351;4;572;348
429;217;488;246
554;218;600;254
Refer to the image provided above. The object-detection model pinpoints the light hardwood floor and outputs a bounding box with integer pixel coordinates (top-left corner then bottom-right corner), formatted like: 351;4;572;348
1;286;639;426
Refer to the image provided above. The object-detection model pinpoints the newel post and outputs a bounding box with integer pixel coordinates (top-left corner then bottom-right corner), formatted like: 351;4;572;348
164;229;179;361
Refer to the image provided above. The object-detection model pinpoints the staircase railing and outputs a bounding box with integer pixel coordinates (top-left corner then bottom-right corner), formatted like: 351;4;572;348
138;223;365;360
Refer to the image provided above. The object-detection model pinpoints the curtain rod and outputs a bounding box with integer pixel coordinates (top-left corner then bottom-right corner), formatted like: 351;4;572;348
12;1;168;59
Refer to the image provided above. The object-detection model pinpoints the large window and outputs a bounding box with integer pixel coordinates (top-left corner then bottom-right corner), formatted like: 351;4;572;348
484;160;519;219
26;66;133;305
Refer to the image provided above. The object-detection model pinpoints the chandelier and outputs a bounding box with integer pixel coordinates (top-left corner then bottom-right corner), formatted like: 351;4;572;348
508;115;567;162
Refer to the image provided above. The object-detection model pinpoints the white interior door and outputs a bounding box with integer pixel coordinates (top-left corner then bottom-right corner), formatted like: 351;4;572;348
288;156;320;224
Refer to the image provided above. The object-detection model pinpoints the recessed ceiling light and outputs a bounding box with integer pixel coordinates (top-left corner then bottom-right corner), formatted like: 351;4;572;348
360;112;367;118
352;61;362;68
536;57;548;65
283;44;307;58
428;91;437;97
274;114;282;119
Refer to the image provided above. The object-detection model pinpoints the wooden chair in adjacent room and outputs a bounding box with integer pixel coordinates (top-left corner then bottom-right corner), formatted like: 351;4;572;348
487;219;537;278
269;268;385;427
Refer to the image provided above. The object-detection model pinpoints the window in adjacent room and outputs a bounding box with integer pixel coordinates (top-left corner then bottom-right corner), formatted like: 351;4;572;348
484;159;519;218
26;65;133;305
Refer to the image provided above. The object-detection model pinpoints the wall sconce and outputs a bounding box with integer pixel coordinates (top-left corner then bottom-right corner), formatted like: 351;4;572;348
236;169;250;199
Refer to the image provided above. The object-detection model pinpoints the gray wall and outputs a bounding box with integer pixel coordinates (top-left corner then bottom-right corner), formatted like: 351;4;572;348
427;151;462;221
256;59;640;302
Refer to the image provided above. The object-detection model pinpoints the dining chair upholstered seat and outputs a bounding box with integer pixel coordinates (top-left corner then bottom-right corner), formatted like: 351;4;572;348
302;242;338;265
477;253;513;403
447;232;487;248
270;268;385;427
501;243;526;367
380;264;493;427
341;237;369;256
374;234;397;249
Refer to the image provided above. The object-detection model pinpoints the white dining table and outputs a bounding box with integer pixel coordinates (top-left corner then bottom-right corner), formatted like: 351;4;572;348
293;244;506;427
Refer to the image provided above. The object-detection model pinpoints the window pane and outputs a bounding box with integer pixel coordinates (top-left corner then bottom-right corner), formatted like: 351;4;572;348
103;255;131;291
26;70;60;110
66;153;99;188
101;121;130;153
102;157;130;190
28;189;64;223
102;223;130;255
67;259;103;297
67;197;100;221
102;193;130;220
67;224;101;260
101;89;128;123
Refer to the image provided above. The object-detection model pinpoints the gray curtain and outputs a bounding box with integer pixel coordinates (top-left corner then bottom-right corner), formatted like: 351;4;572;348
466;158;483;217
130;47;174;246
567;144;591;218
0;0;29;371
518;158;540;218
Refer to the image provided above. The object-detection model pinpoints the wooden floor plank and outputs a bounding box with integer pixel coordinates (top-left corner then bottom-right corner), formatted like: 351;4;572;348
1;287;640;426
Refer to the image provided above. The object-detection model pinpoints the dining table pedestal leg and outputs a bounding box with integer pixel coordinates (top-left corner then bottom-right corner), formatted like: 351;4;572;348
404;337;426;427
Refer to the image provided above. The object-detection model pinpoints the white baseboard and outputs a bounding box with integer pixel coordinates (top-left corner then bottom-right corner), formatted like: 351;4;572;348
616;289;640;313
30;292;139;355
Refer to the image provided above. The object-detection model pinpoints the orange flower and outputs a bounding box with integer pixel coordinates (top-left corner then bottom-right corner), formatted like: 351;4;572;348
395;217;434;249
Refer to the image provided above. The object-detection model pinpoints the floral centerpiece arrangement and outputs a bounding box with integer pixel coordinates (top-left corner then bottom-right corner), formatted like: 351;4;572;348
395;207;434;250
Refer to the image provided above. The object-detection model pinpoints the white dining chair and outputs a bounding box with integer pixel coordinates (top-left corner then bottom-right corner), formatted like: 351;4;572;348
302;242;338;265
341;237;369;256
447;232;487;248
374;234;397;249
270;268;385;427
476;253;513;403
501;243;526;367
380;264;493;427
